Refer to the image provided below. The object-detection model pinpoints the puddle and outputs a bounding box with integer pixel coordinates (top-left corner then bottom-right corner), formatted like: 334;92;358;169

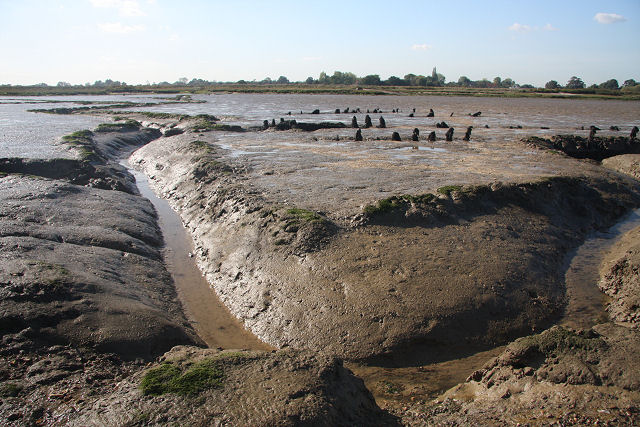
394;145;447;153
126;160;272;351
348;346;505;405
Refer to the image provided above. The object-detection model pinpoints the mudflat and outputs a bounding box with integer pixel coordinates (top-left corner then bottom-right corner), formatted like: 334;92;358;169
131;123;640;363
2;93;639;423
0;127;385;425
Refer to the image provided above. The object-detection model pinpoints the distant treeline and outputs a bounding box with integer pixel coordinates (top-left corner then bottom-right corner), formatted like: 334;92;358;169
2;70;639;98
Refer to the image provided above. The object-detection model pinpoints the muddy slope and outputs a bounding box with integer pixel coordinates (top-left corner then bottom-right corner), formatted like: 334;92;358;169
524;135;640;161
68;346;396;426
395;202;640;425
0;128;390;425
131;132;640;362
599;225;640;328
0;129;198;361
603;153;640;180
407;323;640;425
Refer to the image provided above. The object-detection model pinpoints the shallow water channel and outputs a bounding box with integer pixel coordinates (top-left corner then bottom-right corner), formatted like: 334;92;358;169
561;207;640;330
126;159;271;351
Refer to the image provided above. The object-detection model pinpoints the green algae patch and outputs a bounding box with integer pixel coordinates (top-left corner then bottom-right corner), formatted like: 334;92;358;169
95;120;141;132
140;359;224;397
513;326;606;355
62;130;94;142
437;185;463;196
190;114;244;133
281;208;327;233
0;382;22;397
285;208;325;224
192;122;245;133
189;140;214;153
60;129;99;160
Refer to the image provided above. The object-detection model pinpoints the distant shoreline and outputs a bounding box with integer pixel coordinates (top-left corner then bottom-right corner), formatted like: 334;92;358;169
2;84;639;100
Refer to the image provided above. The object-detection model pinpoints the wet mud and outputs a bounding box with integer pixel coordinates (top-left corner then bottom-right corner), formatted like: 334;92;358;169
127;164;272;351
3;93;640;424
126;105;640;423
0;127;383;425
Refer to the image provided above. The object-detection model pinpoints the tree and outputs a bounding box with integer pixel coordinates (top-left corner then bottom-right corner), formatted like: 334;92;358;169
493;77;502;87
318;72;329;84
599;79;619;90
457;76;472;86
360;74;381;85
545;80;560;89
188;78;208;86
404;73;418;86
416;76;429;86
385;76;406;86
475;78;491;88
305;76;315;84
56;81;71;87
623;79;637;87
565;76;585;89
502;78;515;88
276;76;290;84
329;71;356;85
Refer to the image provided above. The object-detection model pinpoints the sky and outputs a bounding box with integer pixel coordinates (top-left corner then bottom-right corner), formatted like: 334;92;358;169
1;0;639;87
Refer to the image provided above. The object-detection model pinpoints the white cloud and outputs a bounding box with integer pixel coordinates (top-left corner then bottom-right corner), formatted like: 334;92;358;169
508;23;532;33
90;0;145;17
411;44;432;51
594;13;626;24
98;22;145;34
302;56;321;61
509;23;558;33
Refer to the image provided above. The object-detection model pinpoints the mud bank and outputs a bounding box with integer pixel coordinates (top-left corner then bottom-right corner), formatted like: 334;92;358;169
0;128;383;425
400;216;640;425
387;176;640;424
0;128;196;361
69;347;392;426
409;323;640;425
525;134;640;161
131;130;640;363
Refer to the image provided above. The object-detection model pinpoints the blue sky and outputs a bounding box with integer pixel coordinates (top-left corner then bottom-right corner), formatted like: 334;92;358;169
1;0;638;87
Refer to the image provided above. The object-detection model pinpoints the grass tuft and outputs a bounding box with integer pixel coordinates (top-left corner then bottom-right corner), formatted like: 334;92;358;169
437;185;463;196
363;193;436;216
140;359;224;397
95;119;141;132
285;208;325;223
